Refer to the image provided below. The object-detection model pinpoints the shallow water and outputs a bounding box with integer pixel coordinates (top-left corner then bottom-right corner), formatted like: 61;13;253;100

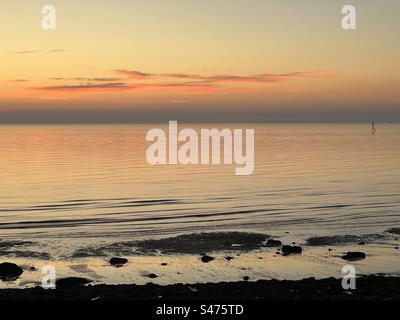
0;123;400;284
4;243;400;289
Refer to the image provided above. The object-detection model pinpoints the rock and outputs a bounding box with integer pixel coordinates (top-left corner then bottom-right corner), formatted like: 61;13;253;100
243;276;250;281
0;262;23;281
225;256;234;261
109;257;128;267
56;277;92;288
276;251;281;255
358;242;366;245
201;255;215;263
133;231;269;254
304;277;316;281
341;252;366;261
148;273;158;279
161;263;168;266
328;248;333;252
266;239;282;247
28;266;37;271
395;247;399;250
282;245;302;256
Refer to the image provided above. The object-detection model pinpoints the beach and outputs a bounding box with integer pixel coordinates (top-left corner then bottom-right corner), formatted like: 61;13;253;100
1;124;400;298
1;230;400;299
1;276;400;300
2;0;400;304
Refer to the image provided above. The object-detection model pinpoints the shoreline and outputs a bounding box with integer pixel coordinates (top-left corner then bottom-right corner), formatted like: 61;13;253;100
0;275;399;300
1;231;400;290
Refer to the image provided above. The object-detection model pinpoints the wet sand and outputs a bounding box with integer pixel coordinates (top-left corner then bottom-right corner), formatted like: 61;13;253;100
1;231;400;300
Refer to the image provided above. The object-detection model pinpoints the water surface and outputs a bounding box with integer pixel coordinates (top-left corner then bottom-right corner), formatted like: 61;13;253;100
0;124;399;284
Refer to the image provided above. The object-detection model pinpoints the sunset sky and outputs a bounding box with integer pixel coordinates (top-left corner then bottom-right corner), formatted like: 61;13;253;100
1;0;399;122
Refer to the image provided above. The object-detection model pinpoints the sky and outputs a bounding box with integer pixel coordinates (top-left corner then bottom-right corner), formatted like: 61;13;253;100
0;0;399;123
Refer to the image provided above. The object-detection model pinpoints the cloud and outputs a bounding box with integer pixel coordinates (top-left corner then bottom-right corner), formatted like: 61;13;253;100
34;69;332;93
34;81;216;92
34;82;132;92
115;69;333;84
13;50;40;55
12;49;68;54
164;71;333;83
49;77;122;82
113;70;153;79
151;82;214;88
9;79;30;83
48;49;68;53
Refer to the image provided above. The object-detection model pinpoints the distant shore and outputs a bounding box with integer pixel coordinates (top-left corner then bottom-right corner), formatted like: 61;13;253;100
0;276;399;300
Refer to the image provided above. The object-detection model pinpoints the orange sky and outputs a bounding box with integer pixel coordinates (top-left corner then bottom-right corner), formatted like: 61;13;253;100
1;0;399;122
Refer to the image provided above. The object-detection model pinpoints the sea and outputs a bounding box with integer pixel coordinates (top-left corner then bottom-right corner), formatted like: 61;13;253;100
1;123;399;286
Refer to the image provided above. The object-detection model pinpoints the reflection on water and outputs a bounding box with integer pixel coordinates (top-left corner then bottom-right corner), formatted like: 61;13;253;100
0;124;400;256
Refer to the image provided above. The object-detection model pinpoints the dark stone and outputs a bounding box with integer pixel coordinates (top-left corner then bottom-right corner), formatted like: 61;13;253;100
28;266;37;271
266;239;282;247
134;232;269;254
358;242;366;245
109;257;128;267
56;277;92;288
395;247;399;250
2;275;400;300
201;255;215;263
225;256;234;261
304;277;316;281
161;263;168;266
148;273;158;279
0;262;23;281
276;251;281;255
341;252;366;261
243;276;250;281
282;245;302;256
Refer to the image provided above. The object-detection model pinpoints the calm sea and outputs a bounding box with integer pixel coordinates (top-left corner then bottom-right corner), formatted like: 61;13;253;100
1;123;400;257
